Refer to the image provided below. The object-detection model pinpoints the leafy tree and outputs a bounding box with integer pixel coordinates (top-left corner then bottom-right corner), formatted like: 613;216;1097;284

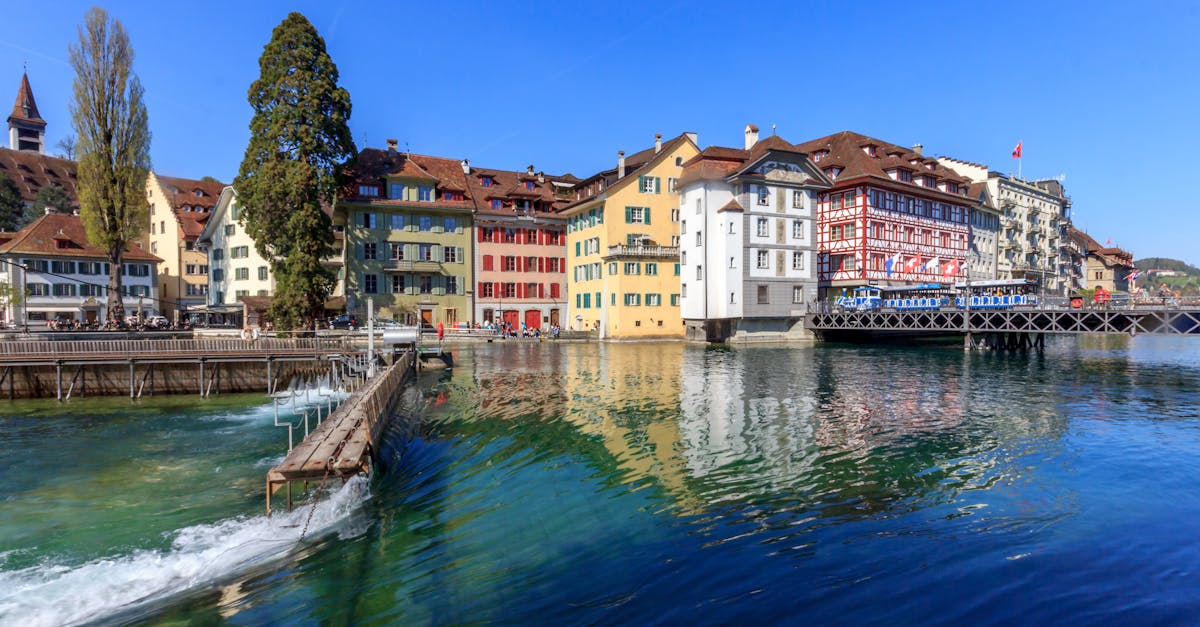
235;12;354;331
0;282;26;328
0;172;22;232
70;7;151;326
199;175;221;183
25;184;74;225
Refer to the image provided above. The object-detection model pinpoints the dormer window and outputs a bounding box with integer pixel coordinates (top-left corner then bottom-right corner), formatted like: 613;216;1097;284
194;189;203;197
55;239;69;249
898;170;912;183
481;176;493;187
524;181;535;190
358;185;380;197
862;145;877;157
813;150;828;163
923;176;937;187
491;199;502;209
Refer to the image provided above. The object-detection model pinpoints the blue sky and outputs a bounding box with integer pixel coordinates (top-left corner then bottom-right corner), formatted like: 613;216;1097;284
2;1;1196;263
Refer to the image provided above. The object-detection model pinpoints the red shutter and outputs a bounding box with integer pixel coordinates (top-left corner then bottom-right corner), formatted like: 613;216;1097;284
517;283;525;298
478;281;485;295
560;257;566;272
492;230;501;243
483;255;493;271
477;228;486;242
538;283;545;298
493;282;501;296
517;257;524;272
537;257;544;272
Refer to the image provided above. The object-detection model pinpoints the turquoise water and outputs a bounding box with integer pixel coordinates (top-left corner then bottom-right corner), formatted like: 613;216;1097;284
3;336;1200;624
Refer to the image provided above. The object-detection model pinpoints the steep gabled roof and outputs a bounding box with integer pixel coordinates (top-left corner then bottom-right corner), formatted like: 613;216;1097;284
563;132;698;210
8;73;44;126
154;174;225;240
0;211;161;261
793;130;973;196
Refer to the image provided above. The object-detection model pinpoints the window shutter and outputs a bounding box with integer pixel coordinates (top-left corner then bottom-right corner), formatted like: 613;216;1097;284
638;175;645;191
432;244;443;262
457;247;465;263
478;228;486;242
517;257;524;272
624;207;632;223
644;208;651;225
575;241;581;256
654;177;661;194
538;283;545;298
478;281;485;295
483;255;492;271
356;244;363;260
561;257;566;271
537;257;545;272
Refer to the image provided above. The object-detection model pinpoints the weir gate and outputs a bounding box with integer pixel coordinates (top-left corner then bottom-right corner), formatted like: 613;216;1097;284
805;306;1200;342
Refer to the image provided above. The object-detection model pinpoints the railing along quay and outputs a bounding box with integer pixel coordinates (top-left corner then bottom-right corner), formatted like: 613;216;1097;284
806;305;1200;337
0;337;354;362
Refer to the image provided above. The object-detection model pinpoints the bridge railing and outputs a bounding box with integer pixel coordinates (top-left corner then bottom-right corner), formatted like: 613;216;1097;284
0;337;355;356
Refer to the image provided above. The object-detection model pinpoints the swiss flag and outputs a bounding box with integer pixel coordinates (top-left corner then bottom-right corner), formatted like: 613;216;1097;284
1012;141;1022;159
943;259;958;277
904;256;921;272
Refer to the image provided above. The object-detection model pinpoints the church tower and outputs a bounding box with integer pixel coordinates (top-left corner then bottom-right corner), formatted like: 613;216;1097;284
8;71;46;153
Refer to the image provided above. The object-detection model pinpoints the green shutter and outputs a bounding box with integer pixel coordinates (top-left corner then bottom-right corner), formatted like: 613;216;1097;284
611;293;616;306
625;207;633;223
644;208;651;225
457;247;465;263
598;208;604;223
654;177;661;194
638;175;645;191
575;241;581;256
432;244;443;262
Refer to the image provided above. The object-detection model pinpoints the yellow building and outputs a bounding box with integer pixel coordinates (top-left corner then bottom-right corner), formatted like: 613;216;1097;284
561;133;699;339
143;173;225;323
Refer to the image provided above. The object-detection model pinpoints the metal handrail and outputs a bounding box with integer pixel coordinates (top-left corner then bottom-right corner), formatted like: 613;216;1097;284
0;337;352;356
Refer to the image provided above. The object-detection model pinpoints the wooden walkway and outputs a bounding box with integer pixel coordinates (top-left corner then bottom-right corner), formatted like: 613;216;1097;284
0;337;355;365
266;351;415;513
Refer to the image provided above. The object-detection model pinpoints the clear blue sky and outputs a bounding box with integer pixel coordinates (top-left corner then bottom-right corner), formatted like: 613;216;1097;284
2;1;1197;264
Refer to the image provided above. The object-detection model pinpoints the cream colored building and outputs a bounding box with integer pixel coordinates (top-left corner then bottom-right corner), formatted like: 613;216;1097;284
196;186;275;308
143;173;225;322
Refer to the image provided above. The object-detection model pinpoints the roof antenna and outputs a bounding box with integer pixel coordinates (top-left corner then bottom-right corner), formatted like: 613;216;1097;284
405;141;411;157
772;124;777;136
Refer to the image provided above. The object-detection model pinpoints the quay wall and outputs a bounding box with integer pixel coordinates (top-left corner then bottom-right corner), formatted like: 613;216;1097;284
0;359;335;400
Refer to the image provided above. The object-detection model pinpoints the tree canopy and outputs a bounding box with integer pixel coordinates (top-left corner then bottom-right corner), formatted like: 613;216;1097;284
0;173;22;232
27;184;74;225
234;12;355;330
70;6;151;325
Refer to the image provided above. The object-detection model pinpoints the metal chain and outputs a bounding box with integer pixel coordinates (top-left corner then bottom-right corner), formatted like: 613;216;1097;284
298;458;335;542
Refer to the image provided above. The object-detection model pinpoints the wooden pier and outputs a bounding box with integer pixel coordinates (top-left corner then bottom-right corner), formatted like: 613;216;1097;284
266;351;415;514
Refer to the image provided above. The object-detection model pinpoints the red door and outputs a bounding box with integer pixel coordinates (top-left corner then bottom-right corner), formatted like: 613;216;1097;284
502;310;519;331
525;309;541;330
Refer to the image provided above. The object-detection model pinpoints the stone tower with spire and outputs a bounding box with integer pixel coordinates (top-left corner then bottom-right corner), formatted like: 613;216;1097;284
8;71;46;154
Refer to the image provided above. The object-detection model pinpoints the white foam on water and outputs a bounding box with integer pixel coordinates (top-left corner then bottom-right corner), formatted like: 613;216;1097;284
0;475;370;627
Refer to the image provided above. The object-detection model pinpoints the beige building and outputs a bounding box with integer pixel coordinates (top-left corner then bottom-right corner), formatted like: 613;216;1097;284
143;173;225;322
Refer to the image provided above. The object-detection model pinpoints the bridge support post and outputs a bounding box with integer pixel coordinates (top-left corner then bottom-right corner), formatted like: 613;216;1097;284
963;332;974;351
129;361;135;399
56;361;62;402
198;359;205;398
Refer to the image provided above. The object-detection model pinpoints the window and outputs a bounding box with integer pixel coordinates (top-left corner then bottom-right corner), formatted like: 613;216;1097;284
696;266;703;280
224;224;235;236
212;269;224;282
388;183;405;199
444;247;459;263
667;177;677;193
491;199;502;209
363;242;377;260
792;252;805;270
186;264;197;275
446;276;458;294
358;185;379;197
363;273;378;294
27;283;48;296
757;218;768;237
419;186;432;201
51;261;76;274
625;206;649;224
792;220;804;239
419;216;432;232
444;217;457;232
186;284;208;297
235;267;249;281
729;256;737;269
730;291;737;304
390;214;405;230
53;283;77;297
645;263;658;276
624;262;640;275
757;285;769;304
793;286;804;304
360;212;376;229
503;283;516;298
480;282;494;298
185;241;195;251
674;263;680;276
681;220;686;234
792;190;803;209
757;185;769;205
670;208;680;223
392;243;407;261
258;266;269;280
640;176;656;193
646;293;661;306
503;228;517;243
624;293;641;306
830;223;856;241
419;244;434;261
481;176;493;187
670;294;680;306
832;254;856;271
419;275;433;294
757;250;769;269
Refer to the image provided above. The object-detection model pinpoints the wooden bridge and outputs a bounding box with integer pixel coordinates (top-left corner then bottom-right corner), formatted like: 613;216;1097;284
805;306;1200;340
0;337;363;399
266;351;416;514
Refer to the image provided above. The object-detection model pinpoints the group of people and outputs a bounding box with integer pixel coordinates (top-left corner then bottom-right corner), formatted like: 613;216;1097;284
471;320;561;339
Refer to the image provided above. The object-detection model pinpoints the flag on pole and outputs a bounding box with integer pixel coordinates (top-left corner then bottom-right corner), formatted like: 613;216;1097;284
1128;270;1142;282
905;256;921;273
885;252;900;277
924;256;940;272
1012;141;1022;159
1105;238;1112;246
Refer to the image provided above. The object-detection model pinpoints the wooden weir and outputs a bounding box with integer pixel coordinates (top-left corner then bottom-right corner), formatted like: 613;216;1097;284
266;351;416;514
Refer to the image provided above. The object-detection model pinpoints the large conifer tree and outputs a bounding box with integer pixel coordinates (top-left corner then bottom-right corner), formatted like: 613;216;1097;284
70;7;151;326
235;12;355;330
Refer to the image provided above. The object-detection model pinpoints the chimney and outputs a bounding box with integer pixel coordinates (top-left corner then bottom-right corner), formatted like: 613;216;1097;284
460;159;470;174
912;143;923;156
386;138;398;154
684;131;698;145
744;124;760;150
618;150;626;178
538;172;545;183
654;133;662;153
527;164;535;175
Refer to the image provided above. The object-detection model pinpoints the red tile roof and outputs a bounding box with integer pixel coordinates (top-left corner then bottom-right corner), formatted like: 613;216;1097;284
154;174;225;241
8;73;44;126
564;133;697;209
0;211;161;262
792;131;972;196
0;147;77;204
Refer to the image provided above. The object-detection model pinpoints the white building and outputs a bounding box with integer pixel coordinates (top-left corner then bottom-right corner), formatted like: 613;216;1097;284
196;187;275;319
940;158;1070;293
0;211;161;326
677;126;831;342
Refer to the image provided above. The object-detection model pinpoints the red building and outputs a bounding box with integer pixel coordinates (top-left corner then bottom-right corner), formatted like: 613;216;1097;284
793;131;974;294
466;163;576;331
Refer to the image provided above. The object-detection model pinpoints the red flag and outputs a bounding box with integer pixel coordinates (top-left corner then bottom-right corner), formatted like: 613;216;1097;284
943;259;958;277
1105;238;1112;246
1011;141;1022;159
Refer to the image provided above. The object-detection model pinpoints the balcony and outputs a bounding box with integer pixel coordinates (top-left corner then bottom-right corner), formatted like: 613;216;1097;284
603;244;680;259
382;259;444;272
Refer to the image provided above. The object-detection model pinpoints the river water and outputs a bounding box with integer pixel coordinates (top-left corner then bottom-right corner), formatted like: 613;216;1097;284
2;336;1200;624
